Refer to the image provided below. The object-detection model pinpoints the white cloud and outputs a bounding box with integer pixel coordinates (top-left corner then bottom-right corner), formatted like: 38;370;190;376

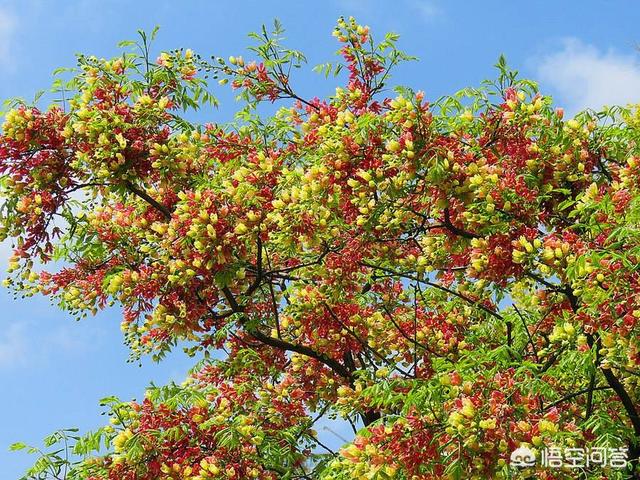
0;240;13;265
412;1;442;22
536;38;640;115
49;325;89;353
0;7;16;68
0;319;95;370
0;322;27;368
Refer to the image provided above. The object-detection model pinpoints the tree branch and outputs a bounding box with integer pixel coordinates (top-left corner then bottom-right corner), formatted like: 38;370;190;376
123;180;172;220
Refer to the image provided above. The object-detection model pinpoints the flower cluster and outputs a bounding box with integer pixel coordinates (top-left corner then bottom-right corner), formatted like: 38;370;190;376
4;18;640;480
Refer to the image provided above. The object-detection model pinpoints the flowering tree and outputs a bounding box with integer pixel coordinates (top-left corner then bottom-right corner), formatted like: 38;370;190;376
2;17;640;480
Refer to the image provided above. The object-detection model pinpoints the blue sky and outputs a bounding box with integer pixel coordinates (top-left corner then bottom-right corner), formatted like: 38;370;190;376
1;0;639;476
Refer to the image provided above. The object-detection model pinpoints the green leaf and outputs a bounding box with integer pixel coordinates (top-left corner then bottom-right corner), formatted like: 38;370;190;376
150;25;160;40
117;40;137;48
